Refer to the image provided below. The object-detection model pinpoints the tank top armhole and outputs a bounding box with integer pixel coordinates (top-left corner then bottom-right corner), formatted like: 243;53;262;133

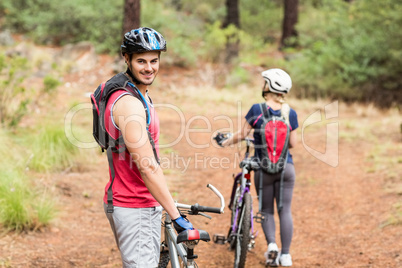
110;92;131;131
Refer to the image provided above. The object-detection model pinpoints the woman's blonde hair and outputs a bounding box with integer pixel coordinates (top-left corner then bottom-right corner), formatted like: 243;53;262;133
264;92;286;104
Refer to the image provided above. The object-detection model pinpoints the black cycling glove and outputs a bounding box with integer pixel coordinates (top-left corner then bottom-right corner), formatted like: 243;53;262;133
213;132;232;147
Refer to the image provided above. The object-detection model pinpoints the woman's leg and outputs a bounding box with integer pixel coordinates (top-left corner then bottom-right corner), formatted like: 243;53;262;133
275;164;295;254
255;170;276;244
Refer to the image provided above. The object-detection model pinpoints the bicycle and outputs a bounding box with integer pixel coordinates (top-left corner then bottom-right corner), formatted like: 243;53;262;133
213;137;260;268
158;184;225;268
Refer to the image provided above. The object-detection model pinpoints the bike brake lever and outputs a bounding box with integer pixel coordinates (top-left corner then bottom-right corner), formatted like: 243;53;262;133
187;210;211;219
198;212;212;220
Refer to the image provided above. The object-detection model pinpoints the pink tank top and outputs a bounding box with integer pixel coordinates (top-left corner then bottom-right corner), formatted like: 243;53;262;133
103;89;160;208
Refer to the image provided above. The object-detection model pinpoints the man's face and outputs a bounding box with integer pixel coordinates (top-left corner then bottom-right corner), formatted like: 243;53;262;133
126;51;160;86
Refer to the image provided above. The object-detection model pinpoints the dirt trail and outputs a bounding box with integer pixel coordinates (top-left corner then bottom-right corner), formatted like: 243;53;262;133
0;56;401;268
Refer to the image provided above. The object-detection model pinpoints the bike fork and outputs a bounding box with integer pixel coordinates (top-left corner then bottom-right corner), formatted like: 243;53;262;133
249;206;256;250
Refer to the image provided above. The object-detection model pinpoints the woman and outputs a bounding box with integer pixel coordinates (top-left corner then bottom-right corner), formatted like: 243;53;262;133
215;68;298;267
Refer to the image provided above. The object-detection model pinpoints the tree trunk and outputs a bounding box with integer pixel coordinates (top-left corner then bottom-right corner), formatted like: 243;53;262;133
123;0;141;35
280;0;299;49
223;0;240;64
171;0;182;11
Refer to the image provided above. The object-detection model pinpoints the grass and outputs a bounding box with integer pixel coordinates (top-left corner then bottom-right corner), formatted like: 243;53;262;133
0;257;11;267
380;202;402;228
0;168;31;231
27;124;79;172
365;141;401;175
34;191;57;226
0;129;57;231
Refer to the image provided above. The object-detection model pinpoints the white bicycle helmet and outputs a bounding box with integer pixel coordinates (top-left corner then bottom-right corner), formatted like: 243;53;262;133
261;68;292;95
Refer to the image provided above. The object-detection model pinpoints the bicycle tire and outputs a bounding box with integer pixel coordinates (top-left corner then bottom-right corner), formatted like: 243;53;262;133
158;250;170;268
228;184;241;251
234;192;252;268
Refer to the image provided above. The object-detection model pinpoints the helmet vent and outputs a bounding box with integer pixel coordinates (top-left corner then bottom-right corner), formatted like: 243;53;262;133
143;33;149;43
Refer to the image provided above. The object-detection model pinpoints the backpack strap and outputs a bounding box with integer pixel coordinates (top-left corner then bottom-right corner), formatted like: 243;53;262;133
257;103;269;215
105;141;128;214
260;102;270;120
257;155;288;215
127;82;151;131
106;147;116;213
279;104;291;211
125;83;159;164
277;152;288;213
258;169;264;214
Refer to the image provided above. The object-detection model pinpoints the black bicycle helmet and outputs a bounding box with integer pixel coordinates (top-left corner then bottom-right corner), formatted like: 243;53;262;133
121;27;167;55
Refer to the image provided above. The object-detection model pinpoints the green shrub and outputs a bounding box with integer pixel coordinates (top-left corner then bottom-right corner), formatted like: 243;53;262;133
1;0;286;65
0;164;56;231
42;75;61;94
0;167;31;231
28;124;79;172
142;1;201;67
179;0;226;24
0;0;123;53
225;66;251;88
240;0;282;43
200;21;228;63
0;53;31;127
0;129;56;231
34;192;56;226
289;0;402;107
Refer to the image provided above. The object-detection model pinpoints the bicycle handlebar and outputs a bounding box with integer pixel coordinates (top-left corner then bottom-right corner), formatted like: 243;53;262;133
245;137;255;144
175;184;225;215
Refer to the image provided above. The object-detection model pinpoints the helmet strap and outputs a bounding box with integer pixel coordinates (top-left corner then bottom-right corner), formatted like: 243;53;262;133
262;81;269;98
262;90;270;98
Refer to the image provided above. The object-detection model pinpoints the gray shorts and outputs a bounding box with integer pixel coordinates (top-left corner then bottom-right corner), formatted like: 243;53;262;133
104;204;162;268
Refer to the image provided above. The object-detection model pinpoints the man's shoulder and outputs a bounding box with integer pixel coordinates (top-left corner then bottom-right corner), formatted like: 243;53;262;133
112;93;144;116
106;89;132;105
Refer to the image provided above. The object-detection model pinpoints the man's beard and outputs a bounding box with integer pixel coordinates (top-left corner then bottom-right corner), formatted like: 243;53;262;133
132;71;156;86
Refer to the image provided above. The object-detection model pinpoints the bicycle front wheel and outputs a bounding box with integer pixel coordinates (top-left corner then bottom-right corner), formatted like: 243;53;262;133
234;192;252;268
158;250;170;268
228;183;241;251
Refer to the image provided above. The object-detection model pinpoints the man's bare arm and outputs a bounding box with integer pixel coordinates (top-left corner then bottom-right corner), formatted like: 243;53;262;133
113;95;180;220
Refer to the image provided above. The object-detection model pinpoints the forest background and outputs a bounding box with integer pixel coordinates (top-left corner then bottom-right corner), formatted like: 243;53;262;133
0;0;401;267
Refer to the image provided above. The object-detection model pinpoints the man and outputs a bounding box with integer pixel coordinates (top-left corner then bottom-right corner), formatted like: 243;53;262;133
101;27;193;267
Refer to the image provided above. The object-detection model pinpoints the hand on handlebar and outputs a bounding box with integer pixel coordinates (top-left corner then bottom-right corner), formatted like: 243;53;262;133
213;132;232;147
172;214;194;233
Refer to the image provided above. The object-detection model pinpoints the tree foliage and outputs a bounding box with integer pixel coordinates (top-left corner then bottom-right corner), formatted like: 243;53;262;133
0;0;401;107
289;0;402;107
0;0;123;53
